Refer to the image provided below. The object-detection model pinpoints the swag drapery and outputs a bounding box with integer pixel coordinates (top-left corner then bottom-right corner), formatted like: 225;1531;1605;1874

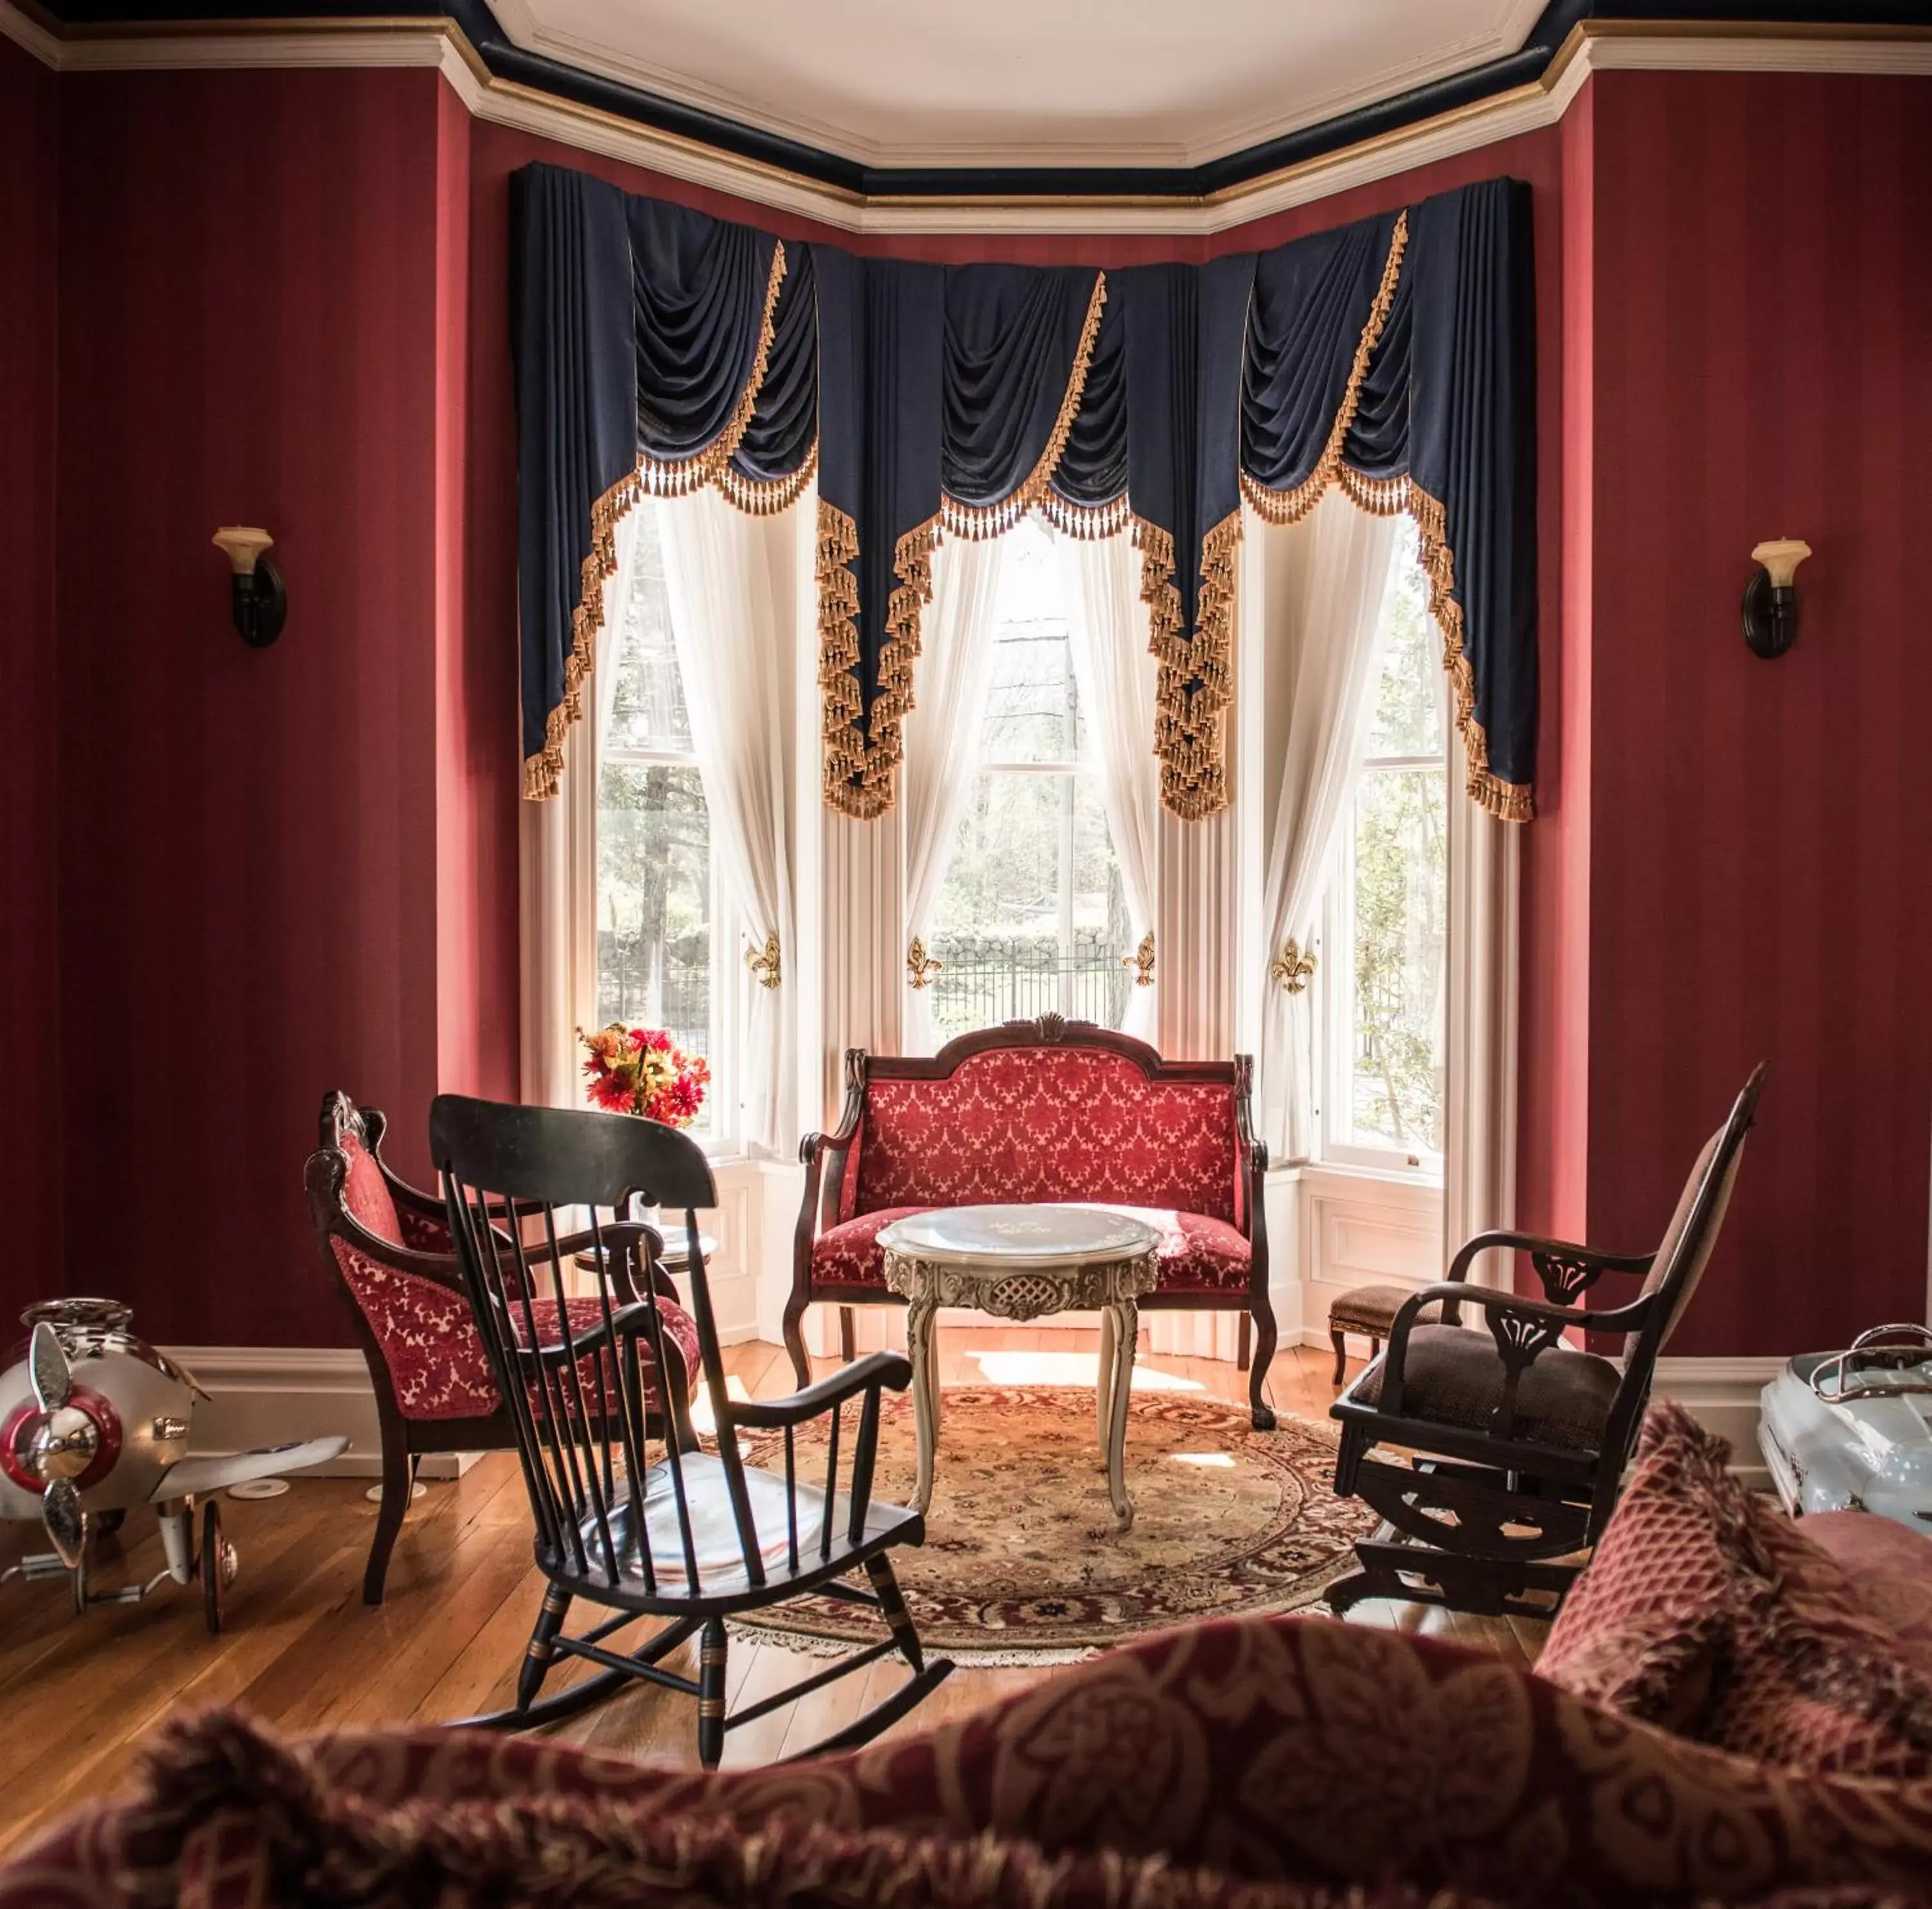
513;163;1537;826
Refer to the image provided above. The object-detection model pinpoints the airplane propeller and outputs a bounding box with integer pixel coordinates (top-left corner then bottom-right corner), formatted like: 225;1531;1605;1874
19;1322;94;1571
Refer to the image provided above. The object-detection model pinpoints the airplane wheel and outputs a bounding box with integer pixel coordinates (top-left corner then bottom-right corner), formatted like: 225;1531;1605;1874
201;1501;236;1635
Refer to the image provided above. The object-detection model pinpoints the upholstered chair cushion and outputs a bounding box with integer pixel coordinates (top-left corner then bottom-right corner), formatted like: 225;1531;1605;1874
339;1130;404;1248
851;1049;1238;1222
1352;1324;1620;1452
1801;1510;1932;1675
1538;1402;1932;1776
809;1204;1251;1295
331;1238;698;1423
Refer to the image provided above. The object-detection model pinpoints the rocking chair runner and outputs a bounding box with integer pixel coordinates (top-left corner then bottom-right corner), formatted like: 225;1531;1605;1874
1325;1065;1763;1620
430;1094;952;1762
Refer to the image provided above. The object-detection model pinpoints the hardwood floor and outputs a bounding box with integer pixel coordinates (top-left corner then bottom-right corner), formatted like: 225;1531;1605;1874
0;1333;1545;1854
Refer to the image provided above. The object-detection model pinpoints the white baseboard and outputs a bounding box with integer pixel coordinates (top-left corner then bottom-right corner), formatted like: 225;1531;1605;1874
163;1346;477;1481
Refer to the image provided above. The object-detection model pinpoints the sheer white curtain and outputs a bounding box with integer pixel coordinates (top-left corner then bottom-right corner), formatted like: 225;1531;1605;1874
1255;491;1403;1161
659;486;799;1155
1059;529;1159;1044
519;504;647;1114
900;535;1007;1055
1443;723;1520;1277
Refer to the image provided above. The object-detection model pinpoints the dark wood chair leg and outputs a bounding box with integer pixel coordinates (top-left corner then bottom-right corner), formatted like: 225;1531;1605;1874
1247;1293;1278;1431
363;1432;415;1606
697;1617;729;1770
517;1583;572;1709
839;1306;856;1363
863;1552;925;1673
1331;1329;1348;1387
1238;1312;1251;1372
781;1290;811;1390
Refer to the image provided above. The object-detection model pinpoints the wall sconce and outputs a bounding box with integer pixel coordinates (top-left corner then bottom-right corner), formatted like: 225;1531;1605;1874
211;526;287;648
1741;538;1810;660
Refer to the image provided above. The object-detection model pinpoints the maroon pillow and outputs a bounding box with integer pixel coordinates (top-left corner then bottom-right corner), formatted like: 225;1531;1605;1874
1538;1401;1932;1776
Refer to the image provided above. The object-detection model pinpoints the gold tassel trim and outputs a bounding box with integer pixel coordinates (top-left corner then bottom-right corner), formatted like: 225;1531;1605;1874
1240;211;1410;530
524;242;791;802
817;498;870;813
860;516;940;812
522;462;645;800
1139;509;1242;821
717;436;819;518
941;271;1108;542
634;240;789;502
1038;489;1132;542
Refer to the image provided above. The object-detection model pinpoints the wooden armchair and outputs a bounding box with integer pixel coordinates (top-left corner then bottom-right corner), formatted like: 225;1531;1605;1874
304;1091;696;1605
1325;1065;1763;1619
431;1094;951;1762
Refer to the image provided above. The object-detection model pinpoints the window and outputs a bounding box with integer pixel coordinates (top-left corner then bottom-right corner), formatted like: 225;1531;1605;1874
927;517;1132;1043
596;502;728;1141
1318;542;1448;1172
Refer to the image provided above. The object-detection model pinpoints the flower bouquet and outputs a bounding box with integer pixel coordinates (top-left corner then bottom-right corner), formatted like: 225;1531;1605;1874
576;1024;710;1128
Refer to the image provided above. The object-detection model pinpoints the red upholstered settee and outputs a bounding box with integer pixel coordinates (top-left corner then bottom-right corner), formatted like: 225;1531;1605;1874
785;1016;1276;1427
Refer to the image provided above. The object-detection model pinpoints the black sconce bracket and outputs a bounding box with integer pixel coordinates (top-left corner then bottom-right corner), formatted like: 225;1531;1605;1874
1740;571;1797;660
231;559;288;649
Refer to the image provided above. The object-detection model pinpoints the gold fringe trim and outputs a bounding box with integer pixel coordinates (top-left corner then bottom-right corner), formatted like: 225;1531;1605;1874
817;498;869;814
1240;211;1410;530
941;271;1108;542
862;515;939;812
1038;489;1132;542
1140;509;1241;821
522;462;645;800
524;242;791;802
717;435;819;518
634;240;789;502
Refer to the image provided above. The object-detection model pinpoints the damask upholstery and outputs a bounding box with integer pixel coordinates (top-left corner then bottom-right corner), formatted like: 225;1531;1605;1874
338;1130;404;1247
330;1238;698;1423
848;1049;1238;1223
1352;1323;1620;1452
811;1203;1253;1293
17;1611;1932;1909
1803;1512;1932;1675
1539;1403;1932;1778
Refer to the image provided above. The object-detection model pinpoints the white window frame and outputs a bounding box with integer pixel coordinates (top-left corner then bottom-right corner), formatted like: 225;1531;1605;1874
1315;677;1450;1182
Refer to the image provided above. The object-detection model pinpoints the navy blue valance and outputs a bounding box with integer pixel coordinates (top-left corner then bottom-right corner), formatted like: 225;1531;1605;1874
511;162;1535;821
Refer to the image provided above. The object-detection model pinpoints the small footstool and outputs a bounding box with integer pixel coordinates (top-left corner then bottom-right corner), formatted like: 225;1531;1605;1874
1327;1284;1439;1385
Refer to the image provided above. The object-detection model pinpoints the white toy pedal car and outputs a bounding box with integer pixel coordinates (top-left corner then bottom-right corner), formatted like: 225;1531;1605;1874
1758;1323;1932;1533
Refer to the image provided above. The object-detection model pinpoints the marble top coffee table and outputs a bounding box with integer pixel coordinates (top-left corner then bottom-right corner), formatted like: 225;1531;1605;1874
876;1204;1161;1532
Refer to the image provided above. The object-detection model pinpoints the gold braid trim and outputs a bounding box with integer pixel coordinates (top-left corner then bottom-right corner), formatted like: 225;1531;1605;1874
524;242;790;801
1406;482;1533;822
817;499;869;814
717;435;819;518
522;462;644;800
636;239;788;500
1240;211;1410;530
942;271;1108;542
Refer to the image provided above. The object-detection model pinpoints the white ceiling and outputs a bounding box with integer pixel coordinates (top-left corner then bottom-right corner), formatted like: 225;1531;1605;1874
493;0;1552;170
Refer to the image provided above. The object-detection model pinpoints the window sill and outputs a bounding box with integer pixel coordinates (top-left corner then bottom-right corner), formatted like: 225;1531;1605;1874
1268;1158;1444;1197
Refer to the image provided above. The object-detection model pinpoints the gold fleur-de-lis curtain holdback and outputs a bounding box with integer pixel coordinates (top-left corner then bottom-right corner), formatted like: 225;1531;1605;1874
905;937;943;991
744;931;781;991
1121;931;1155;988
1270;938;1316;994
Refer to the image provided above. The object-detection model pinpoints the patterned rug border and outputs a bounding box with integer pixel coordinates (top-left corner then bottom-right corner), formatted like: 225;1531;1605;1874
731;1389;1367;1665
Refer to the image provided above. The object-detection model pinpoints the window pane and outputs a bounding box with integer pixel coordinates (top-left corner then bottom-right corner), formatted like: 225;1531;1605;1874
1363;540;1441;759
978;517;1083;765
596;761;714;1137
605;507;692;755
1345;764;1446;1158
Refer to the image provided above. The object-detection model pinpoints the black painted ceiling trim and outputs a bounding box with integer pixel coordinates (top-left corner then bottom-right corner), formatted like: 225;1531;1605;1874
37;0;1932;200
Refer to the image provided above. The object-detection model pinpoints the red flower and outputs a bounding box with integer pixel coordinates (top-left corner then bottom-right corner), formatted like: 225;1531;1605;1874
587;1071;635;1113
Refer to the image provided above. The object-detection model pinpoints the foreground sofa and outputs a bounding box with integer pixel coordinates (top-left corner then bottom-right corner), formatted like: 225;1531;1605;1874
7;1607;1932;1909
788;1015;1276;1425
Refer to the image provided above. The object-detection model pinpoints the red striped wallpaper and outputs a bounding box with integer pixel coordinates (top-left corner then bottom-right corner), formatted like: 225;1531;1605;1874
1583;71;1932;1354
0;37;62;1324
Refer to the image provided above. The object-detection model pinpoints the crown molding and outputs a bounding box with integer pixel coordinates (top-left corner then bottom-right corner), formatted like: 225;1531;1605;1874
4;7;1929;238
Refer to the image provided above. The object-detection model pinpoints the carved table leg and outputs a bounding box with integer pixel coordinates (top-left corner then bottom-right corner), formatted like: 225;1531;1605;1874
1095;1303;1117;1452
906;1291;940;1516
1103;1296;1139;1532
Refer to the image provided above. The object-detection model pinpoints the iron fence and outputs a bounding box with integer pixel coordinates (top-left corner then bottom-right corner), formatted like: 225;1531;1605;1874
595;933;708;1061
925;932;1132;1041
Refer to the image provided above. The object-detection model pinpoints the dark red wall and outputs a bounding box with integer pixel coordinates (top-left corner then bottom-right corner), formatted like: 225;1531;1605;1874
0;37;62;1325
1583;71;1932;1353
53;68;513;1348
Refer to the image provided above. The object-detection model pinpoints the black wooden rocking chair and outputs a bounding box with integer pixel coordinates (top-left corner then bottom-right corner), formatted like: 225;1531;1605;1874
1325;1065;1763;1620
431;1094;952;1763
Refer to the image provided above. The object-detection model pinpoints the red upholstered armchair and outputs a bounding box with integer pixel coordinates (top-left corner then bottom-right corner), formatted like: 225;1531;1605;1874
304;1091;699;1605
786;1017;1276;1428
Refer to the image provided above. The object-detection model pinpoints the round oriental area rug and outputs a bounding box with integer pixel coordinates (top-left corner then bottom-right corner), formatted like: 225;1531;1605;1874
735;1387;1374;1660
